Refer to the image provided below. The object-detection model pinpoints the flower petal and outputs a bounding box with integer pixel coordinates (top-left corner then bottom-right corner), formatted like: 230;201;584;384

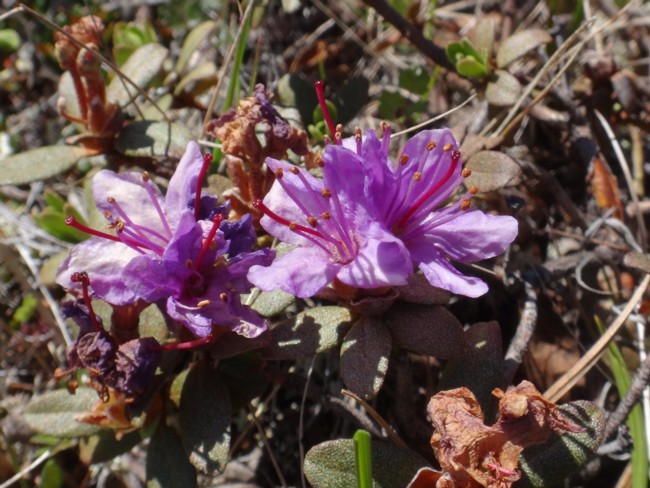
165;141;203;222
417;251;489;298
411;210;518;263
247;246;339;298
93;170;168;236
56;239;141;305
336;220;412;288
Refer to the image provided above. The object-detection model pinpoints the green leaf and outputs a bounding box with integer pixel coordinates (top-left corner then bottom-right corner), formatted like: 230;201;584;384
439;321;504;421
340;316;392;399
305;439;427;488
0;29;20;52
24;388;103;438
399;66;431;95
33;208;88;243
456;57;489;78
248;288;296;317
486;70;522;107
0;145;92;185
332;77;370;123
518;401;606;488
496;29;552;68
596;316;648;488
39;459;63;488
354;430;373;488
79;430;142;464
114;121;192;160
464;150;522;192
175;21;218;74
179;362;231;475
277;74;318;125
10;293;38;328
147;424;198;488
106;43;169;105
261;306;353;360
384;303;463;358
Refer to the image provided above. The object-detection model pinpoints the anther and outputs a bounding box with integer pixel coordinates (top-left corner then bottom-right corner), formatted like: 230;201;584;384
289;166;300;175
469;185;479;195
289;222;297;231
323;135;331;145
335;124;343;134
426;142;437;151
461;199;471;210
307;216;318;227
107;196;116;204
142;171;150;182
275;168;284;178
354;127;362;139
220;293;228;302
321;188;332;198
461;168;472;178
400;154;410;165
413;172;422;181
316;157;324;167
197;300;210;307
321;212;331;219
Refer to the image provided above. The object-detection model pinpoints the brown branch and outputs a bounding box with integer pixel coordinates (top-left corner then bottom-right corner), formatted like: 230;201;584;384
361;0;454;71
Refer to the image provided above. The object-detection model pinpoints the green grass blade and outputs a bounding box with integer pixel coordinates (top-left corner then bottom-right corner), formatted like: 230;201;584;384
354;429;373;488
596;315;648;488
225;0;255;110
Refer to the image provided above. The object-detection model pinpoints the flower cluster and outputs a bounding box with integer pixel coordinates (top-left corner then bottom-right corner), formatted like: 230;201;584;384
57;142;274;339
248;127;518;298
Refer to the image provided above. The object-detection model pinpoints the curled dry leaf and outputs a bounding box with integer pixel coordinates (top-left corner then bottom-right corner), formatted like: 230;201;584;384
426;380;584;488
589;155;623;219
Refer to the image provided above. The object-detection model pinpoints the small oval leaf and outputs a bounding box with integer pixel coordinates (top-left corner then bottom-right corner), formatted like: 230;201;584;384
146;424;198;488
179;362;231;475
262;306;353;360
114;121;192;160
340;316;392;399
305;439;427;488
496;29;552;68
24;388;103;438
486;70;522;107
107;43;169;105
0;146;92;185
174;21;218;74
465;150;522;192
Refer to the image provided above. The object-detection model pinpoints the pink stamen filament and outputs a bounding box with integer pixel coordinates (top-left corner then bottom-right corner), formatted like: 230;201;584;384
195;214;223;270
254;199;326;241
107;199;168;248
150;333;215;351
70;272;102;332
400;192;473;241
395;153;460;229
66;216;122;243
314;81;337;142
142;175;172;238
194;153;213;221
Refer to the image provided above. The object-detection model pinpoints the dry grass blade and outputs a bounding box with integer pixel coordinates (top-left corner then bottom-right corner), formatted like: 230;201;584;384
544;274;650;403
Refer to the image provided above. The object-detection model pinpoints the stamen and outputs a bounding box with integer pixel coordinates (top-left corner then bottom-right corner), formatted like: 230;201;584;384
70;271;102;332
462;168;472;178
307;216;318;227
400;154;409;165
289;166;299;175
395;150;461;229
314;81;337;142
380;121;391;152
219;293;228;301
254;199;325;241
354;127;362;155
142;172;172;238
66;216;122;243
426;142;437;151
105;198;168;249
195;214;223;270
413;172;422;181
469;185;479;195
275;168;284;178
460;199;471;210
197;300;210;307
150;333;215;351
194;153;213;221
443;143;453;151
321;212;331;219
321;188;331;198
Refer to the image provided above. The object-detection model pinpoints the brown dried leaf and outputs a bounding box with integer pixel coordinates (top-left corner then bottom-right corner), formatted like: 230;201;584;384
427;381;583;488
590;155;623;219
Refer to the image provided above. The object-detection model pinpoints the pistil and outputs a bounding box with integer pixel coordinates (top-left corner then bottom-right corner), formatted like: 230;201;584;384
194;153;213;221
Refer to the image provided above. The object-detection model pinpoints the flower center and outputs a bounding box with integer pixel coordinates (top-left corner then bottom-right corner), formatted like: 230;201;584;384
254;167;358;264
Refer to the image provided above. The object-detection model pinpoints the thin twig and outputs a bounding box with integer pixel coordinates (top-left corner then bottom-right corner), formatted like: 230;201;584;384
361;0;454;71
544;274;650;402
341;389;407;449
391;93;477;138
247;404;288;488
593;110;648;251
504;278;538;384
605;352;650;440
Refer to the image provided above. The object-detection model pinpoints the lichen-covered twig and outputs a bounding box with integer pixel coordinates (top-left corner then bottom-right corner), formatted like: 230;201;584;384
504;278;538;384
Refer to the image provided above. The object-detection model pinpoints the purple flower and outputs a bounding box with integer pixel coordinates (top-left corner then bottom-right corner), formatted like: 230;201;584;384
57;142;274;337
247;148;413;298
248;127;517;298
